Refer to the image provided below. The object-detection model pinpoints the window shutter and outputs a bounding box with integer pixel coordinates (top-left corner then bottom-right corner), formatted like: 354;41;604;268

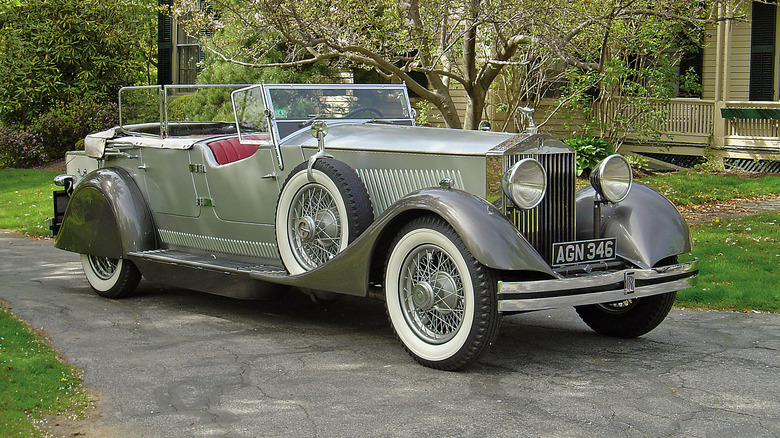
157;0;174;85
749;1;777;101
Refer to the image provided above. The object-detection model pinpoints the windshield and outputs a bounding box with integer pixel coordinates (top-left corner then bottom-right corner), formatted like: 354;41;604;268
264;84;414;139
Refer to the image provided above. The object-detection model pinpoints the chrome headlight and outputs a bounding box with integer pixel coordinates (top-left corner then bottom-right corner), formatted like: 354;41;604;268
501;158;546;209
590;154;632;203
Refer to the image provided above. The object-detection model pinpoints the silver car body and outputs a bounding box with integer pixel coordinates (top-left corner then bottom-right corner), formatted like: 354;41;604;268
54;83;697;317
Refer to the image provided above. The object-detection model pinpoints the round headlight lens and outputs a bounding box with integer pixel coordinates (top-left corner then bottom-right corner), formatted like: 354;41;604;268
501;158;546;209
590;154;633;203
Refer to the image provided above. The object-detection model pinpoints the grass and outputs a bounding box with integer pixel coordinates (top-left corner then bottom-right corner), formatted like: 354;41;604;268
678;211;780;312
634;172;780;205
0;168;59;237
0;304;89;436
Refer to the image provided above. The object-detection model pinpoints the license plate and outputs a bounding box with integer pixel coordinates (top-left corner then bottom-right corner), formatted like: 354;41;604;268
552;238;617;266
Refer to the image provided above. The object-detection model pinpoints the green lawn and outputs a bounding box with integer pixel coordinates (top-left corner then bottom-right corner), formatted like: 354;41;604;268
679;211;780;312
635;172;780;205
0;169;59;237
0;305;89;436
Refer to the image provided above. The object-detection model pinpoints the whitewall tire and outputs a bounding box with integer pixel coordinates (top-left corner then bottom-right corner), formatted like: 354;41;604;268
80;254;142;298
384;216;500;370
276;159;372;275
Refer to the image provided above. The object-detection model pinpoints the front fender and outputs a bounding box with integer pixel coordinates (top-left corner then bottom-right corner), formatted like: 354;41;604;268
55;168;156;258
576;183;693;269
252;188;555;296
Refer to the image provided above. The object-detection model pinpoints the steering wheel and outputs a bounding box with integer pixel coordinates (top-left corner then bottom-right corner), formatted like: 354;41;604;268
343;107;384;119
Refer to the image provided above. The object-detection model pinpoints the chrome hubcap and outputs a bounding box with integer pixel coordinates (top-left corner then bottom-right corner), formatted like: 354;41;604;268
399;245;465;344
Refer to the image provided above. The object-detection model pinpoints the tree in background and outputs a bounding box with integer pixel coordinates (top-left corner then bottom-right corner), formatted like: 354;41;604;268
175;0;735;130
0;0;158;124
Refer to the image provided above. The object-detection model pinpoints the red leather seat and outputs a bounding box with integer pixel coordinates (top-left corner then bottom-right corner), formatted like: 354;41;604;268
207;136;267;165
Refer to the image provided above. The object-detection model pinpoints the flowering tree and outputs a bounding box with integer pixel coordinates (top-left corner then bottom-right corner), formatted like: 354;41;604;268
178;0;735;129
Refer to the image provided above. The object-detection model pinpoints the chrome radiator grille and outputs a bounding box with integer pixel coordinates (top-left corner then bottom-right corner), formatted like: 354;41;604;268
504;152;576;263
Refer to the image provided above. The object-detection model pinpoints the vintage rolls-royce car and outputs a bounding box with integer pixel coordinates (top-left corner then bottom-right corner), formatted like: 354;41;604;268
51;83;698;370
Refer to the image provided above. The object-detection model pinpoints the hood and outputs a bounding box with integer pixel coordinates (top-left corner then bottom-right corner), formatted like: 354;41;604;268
280;123;517;156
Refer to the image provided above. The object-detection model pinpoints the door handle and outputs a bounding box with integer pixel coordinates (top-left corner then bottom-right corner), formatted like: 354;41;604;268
137;164;149;171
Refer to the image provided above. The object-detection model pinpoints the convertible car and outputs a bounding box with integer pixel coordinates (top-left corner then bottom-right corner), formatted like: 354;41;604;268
51;83;698;370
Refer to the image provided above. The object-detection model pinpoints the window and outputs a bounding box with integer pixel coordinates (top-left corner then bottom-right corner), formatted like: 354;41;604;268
749;1;777;101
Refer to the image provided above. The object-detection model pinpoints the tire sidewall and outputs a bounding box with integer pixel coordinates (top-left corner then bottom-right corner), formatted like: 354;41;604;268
276;168;350;275
385;227;476;363
80;254;122;293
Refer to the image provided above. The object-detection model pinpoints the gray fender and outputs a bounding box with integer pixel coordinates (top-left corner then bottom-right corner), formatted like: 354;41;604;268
576;183;692;269
253;188;555;296
55;168;156;258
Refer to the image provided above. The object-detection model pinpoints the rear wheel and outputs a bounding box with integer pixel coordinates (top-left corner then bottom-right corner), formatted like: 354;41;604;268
80;254;141;299
384;216;500;370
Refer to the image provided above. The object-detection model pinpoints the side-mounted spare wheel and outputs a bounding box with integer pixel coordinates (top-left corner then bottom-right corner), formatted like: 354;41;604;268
384;216;501;370
80;254;142;299
276;158;373;275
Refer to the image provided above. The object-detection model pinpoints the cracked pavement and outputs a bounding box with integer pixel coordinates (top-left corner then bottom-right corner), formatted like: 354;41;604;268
1;230;779;437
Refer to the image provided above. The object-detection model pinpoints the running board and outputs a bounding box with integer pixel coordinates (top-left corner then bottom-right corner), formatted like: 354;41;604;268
126;249;288;299
128;249;287;276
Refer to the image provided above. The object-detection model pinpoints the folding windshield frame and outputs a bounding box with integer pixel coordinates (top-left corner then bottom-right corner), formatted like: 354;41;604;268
119;84;252;138
262;83;416;143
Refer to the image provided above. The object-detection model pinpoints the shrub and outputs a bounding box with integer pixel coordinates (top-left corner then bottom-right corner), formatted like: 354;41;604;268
0;125;47;168
563;136;614;176
30;97;119;161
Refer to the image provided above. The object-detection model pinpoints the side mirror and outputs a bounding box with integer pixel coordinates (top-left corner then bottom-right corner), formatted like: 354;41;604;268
310;120;328;139
478;120;491;132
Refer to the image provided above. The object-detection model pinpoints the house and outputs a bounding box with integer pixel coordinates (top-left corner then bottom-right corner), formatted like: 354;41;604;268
157;1;780;171
157;0;200;85
616;0;780;171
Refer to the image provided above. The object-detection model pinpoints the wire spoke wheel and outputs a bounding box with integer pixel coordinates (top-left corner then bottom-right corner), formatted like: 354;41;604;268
400;245;465;344
385;216;499;370
80;253;141;299
88;255;119;280
287;183;343;269
276;158;373;275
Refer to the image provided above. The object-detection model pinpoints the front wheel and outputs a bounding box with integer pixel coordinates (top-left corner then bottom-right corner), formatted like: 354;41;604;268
576;256;679;338
80;254;141;299
384;216;500;370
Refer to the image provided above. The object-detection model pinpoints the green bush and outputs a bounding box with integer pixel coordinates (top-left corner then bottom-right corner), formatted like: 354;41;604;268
0;0;156;125
564;136;614;176
29;97;119;161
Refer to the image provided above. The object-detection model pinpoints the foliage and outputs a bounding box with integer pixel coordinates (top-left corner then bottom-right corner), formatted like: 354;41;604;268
0;0;158;125
0;305;90;436
0;126;46;168
0;169;59;236
564;136;613;176
30;97;119;160
624;154;648;171
175;0;727;131
678;212;780;312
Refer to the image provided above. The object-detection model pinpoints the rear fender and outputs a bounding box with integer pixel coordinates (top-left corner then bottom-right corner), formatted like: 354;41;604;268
576;183;692;268
55;168;156;258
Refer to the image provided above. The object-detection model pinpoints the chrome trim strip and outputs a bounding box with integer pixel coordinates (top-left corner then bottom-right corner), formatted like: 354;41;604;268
497;259;698;312
356;168;464;216
159;229;280;259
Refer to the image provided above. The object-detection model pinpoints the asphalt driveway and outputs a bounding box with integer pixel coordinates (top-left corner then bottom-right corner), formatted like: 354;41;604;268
1;230;778;437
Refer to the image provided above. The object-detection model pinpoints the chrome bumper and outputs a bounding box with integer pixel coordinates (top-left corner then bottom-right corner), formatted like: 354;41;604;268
497;259;698;313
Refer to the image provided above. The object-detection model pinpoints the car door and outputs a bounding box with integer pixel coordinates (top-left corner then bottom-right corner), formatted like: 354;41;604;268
139;143;200;218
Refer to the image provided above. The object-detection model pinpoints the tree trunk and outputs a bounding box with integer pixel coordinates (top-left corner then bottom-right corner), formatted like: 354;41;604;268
463;87;487;130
